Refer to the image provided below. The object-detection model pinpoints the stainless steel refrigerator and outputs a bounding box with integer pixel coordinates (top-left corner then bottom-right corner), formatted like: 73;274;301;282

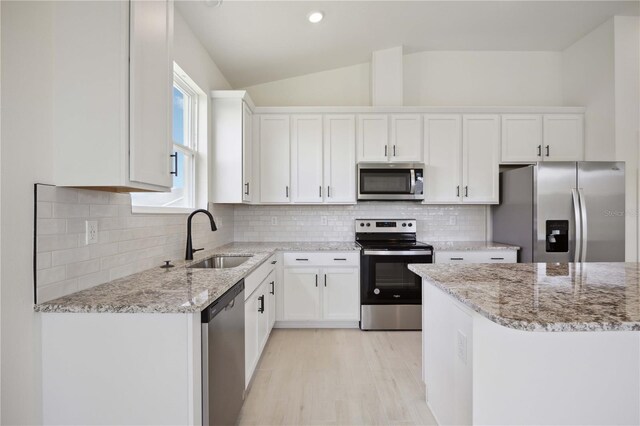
492;162;625;263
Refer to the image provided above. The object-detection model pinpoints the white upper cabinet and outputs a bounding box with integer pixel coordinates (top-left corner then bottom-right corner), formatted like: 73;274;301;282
291;115;324;203
242;103;253;202
424;115;499;204
259;115;291;203
390;115;423;162
324;115;356;203
358;114;422;163
357;115;389;162
543;114;584;161
462;115;500;204
52;0;173;191
424;115;462;204
210;91;255;204
501;114;584;163
501;115;543;163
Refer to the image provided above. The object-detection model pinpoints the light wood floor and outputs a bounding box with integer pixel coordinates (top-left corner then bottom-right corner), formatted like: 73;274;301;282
238;329;437;426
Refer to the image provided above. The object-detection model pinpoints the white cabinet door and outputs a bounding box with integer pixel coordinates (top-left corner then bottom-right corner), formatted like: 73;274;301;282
424;115;462;204
242;102;253;202
462;115;500;204
501;115;543;163
543;114;584;161
259;115;291;203
324;115;356;203
357;115;389;162
256;280;270;353
390;114;422;162
266;270;276;331
282;268;321;321
244;290;259;389
322;268;360;321
129;0;173;189
291;115;323;203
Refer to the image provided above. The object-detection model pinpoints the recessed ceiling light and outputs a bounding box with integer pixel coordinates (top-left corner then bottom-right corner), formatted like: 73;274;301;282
307;11;324;24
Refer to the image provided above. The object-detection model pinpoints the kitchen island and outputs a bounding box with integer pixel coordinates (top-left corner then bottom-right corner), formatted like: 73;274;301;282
409;262;640;426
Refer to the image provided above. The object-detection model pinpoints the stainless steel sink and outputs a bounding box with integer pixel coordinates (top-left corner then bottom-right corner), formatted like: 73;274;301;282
188;255;252;269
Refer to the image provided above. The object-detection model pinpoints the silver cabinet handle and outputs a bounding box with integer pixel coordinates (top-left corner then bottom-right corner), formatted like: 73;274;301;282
270;281;275;295
244;182;250;195
546;145;550;157
537;145;542;157
258;295;264;313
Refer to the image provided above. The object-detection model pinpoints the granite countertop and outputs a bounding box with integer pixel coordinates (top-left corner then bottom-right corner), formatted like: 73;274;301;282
35;241;360;314
409;262;640;332
431;241;520;251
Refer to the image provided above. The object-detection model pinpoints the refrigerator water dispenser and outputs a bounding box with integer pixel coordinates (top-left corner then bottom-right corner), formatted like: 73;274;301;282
546;220;568;252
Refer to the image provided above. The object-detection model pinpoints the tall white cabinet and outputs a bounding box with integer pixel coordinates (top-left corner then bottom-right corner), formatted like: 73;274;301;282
324;115;357;203
291;115;324;203
52;0;174;191
259;115;291;203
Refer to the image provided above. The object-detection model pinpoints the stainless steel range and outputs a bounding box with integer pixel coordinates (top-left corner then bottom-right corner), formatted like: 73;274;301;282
356;219;433;330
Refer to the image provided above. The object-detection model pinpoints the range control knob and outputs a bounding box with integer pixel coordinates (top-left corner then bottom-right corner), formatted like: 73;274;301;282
366;223;371;227
374;288;381;295
408;223;413;227
360;223;365;227
402;223;407;227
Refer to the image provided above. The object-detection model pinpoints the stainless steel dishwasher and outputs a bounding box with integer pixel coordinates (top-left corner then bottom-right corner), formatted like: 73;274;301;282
202;280;245;426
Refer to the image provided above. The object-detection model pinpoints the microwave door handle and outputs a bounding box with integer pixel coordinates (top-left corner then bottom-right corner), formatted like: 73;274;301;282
409;169;416;194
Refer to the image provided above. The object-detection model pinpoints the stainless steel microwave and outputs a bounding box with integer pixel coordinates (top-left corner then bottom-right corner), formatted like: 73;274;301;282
357;163;424;201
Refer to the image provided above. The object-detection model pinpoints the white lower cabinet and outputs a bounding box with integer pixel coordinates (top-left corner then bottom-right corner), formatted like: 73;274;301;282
435;250;517;264
244;258;277;389
280;252;360;325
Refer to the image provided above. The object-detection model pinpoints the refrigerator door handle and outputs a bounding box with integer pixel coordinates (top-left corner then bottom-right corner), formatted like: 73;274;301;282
571;188;582;263
578;188;588;262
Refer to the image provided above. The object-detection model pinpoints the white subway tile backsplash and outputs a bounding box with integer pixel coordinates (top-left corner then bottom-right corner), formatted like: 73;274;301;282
35;185;235;303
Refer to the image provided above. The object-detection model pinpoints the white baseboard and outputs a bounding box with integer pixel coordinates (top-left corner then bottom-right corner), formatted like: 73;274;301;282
274;320;360;329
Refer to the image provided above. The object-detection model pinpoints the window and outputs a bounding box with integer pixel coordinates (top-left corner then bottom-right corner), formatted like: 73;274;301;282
132;65;205;212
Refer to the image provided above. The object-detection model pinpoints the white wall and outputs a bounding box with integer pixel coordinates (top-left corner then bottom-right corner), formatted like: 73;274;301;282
613;16;640;262
244;62;371;107
244;51;563;107
403;51;563;106
1;3;233;423
561;19;616;161
2;3;54;423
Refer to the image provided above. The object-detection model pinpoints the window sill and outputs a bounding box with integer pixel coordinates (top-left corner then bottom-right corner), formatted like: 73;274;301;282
131;205;195;215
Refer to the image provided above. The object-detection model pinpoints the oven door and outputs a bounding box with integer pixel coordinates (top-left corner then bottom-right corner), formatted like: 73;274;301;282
358;165;424;200
360;250;432;304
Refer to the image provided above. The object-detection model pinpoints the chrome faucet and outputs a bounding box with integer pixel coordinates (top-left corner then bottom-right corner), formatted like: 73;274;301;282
185;209;217;261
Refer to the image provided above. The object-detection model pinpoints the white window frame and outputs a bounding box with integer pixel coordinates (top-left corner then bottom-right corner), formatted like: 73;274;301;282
132;64;206;214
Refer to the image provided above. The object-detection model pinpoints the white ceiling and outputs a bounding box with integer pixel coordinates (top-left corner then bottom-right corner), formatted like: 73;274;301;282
177;1;639;88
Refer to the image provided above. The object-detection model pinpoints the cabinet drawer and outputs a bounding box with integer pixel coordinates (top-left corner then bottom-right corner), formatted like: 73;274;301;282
435;250;517;264
283;252;359;267
245;254;276;300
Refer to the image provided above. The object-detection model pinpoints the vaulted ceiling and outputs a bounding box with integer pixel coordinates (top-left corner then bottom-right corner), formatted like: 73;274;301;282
177;1;640;88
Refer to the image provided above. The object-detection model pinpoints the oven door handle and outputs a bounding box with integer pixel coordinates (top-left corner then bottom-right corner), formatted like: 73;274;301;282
409;169;416;194
363;250;432;256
